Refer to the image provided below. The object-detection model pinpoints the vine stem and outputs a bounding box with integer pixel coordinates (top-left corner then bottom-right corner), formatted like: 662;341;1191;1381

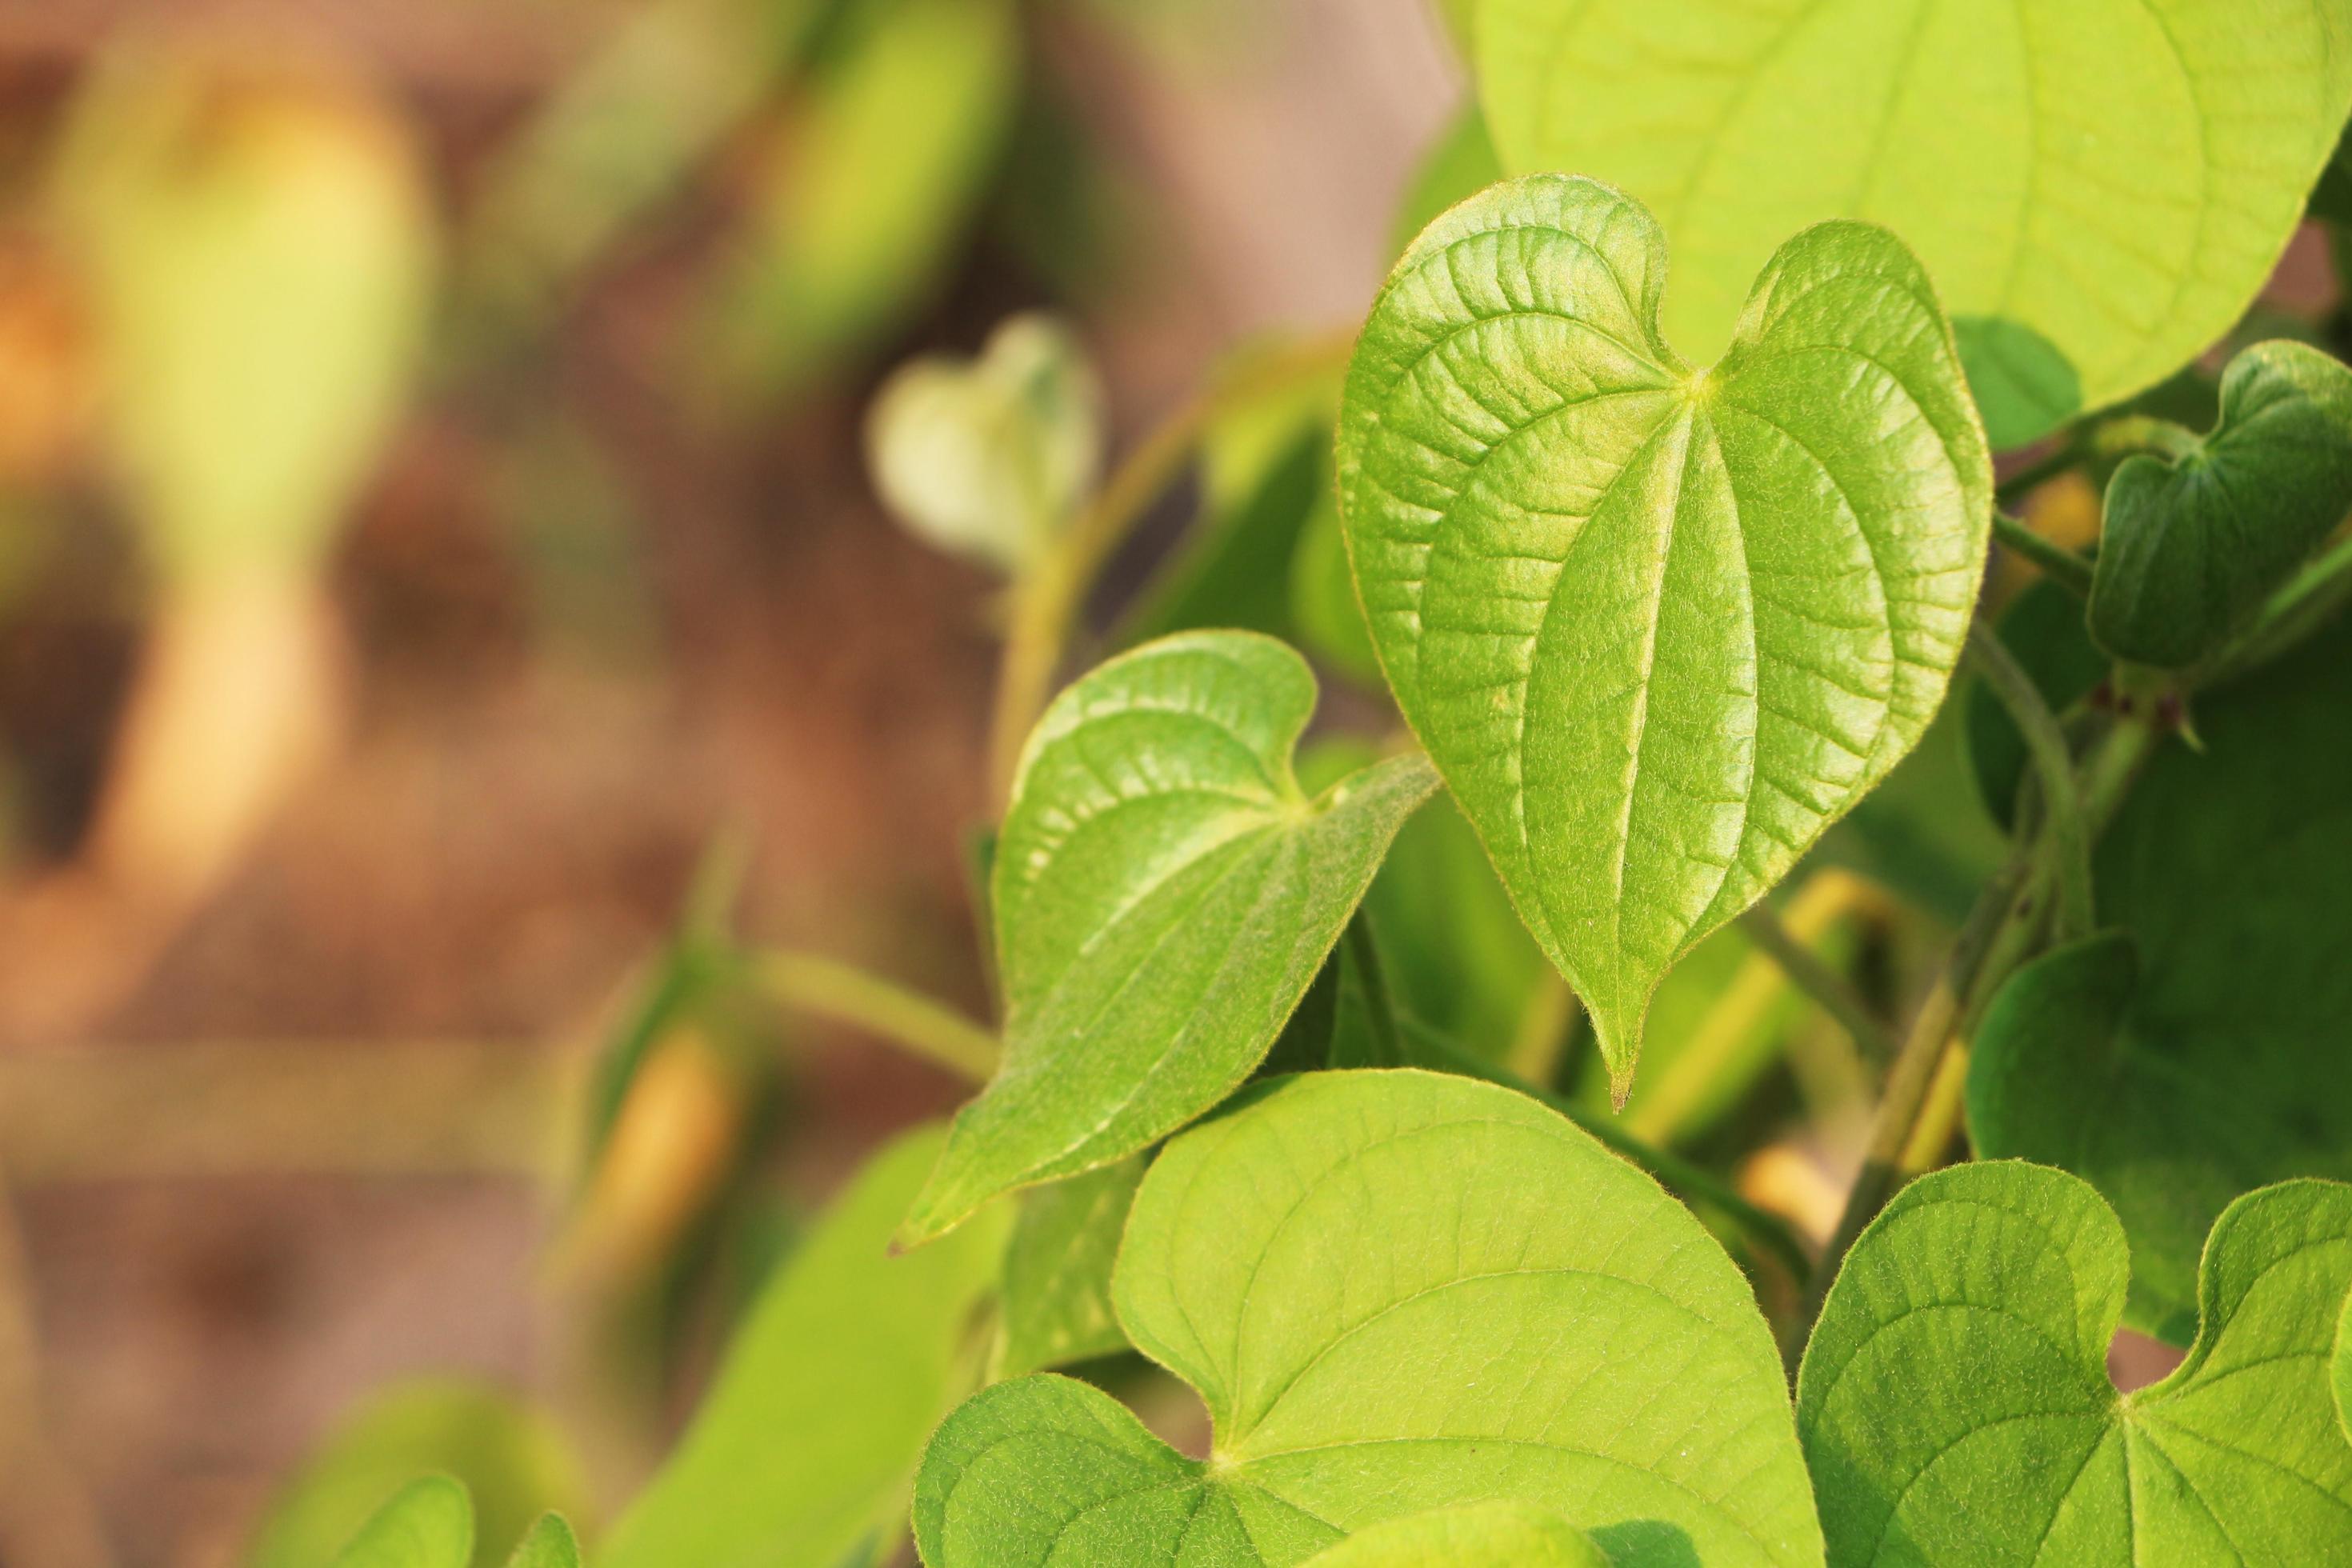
1991;511;2094;597
740;950;999;1083
1732;899;1895;1064
985;333;1354;806
1965;619;2093;942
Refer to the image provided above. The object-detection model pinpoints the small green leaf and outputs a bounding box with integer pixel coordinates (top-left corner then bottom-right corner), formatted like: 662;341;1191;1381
1477;0;2352;446
994;1155;1143;1377
246;1382;587;1568
2090;342;2352;669
601;1123;1009;1568
914;1070;1825;1566
1337;174;1989;1097
1966;617;2352;1341
866;313;1106;575
1798;1162;2352;1565
500;1515;582;1568
901;633;1438;1242
1298;1502;1607;1568
330;1477;473;1568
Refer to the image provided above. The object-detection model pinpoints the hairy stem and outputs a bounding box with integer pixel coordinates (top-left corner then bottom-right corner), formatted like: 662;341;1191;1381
1991;510;2094;597
741;950;999;1083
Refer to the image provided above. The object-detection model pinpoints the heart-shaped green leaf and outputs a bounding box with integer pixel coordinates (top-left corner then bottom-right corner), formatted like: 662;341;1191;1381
332;1477;474;1568
602;1123;1009;1568
913;1070;1825;1566
866;312;1105;576
1336;174;1989;1098
1798;1162;2352;1566
2090;342;2352;669
1966;614;2352;1342
1299;1502;1606;1568
1476;0;2352;447
901;633;1438;1242
994;1154;1142;1377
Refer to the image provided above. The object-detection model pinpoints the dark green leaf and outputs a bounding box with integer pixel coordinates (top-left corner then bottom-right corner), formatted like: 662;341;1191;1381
902;633;1438;1242
1799;1162;2352;1564
1967;618;2352;1340
2090;342;2352;669
1962;578;2106;833
1337;174;1990;1097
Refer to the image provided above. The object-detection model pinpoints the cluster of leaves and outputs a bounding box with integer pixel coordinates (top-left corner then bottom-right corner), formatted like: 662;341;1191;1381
284;2;2352;1565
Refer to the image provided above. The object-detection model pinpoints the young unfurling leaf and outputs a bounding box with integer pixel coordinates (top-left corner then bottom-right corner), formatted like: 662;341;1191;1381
1337;174;1988;1098
1477;0;2352;446
2090;342;2352;670
1800;1162;2352;1566
914;1070;1823;1566
901;633;1438;1243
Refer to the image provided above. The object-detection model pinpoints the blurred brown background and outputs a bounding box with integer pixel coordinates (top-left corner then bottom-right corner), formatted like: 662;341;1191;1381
0;2;1456;1562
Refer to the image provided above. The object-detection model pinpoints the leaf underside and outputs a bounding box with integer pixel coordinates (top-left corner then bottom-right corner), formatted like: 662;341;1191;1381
1799;1161;2352;1566
2090;340;2352;670
914;1070;1824;1567
902;631;1438;1243
1336;173;1988;1094
1966;615;2352;1342
1476;0;2352;447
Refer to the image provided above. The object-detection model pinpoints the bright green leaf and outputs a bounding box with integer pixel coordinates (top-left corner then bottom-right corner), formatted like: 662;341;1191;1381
866;313;1106;575
914;1070;1825;1566
330;1477;473;1568
1967;616;2352;1341
501;1515;582;1568
900;633;1439;1242
1799;1162;2352;1565
1299;1502;1607;1568
2338;1290;2352;1444
246;1382;587;1568
1336;174;1990;1097
1478;0;2352;447
601;1123;1010;1568
994;1155;1143;1377
2090;341;2352;669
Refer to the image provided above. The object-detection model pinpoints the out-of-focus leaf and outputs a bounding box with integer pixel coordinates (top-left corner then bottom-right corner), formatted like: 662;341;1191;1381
328;1477;472;1568
1119;340;1347;647
1479;0;2352;447
2091;342;2352;670
899;633;1438;1244
500;1515;582;1568
866;313;1104;575
1286;486;1380;687
706;0;1021;395
1386;106;1500;260
248;1382;585;1568
1813;690;2006;929
599;1123;1010;1568
994;1156;1142;1377
1968;616;2352;1342
1964;577;2106;833
1338;175;1988;1099
59;47;436;580
465;0;828;331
